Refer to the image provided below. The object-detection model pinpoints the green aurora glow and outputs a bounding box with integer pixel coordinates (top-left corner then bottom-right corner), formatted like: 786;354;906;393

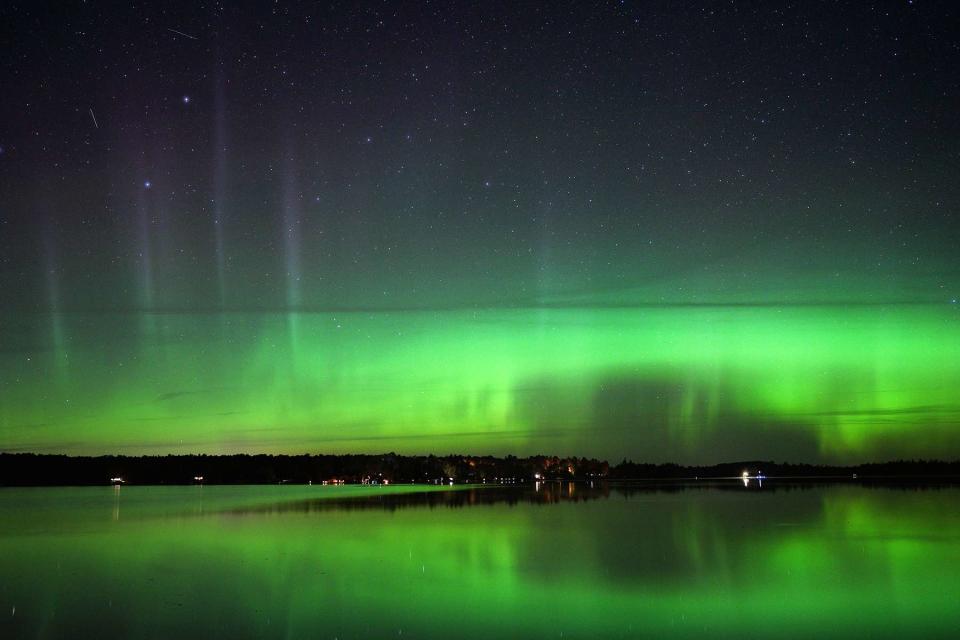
2;304;958;461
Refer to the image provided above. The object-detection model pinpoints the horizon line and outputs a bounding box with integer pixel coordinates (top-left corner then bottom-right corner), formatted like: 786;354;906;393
3;451;958;467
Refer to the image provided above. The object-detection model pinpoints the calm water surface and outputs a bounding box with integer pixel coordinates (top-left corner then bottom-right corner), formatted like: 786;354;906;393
1;483;958;639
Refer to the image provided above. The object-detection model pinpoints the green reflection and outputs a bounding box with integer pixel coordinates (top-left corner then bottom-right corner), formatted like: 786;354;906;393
0;484;958;639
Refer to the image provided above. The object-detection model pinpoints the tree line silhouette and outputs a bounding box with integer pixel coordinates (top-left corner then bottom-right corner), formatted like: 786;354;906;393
1;452;957;486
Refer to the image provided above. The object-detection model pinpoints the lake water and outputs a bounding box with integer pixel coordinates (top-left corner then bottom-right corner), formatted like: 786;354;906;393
1;483;958;639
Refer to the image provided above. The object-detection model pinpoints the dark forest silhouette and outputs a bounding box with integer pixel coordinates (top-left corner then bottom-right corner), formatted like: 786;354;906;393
1;452;958;486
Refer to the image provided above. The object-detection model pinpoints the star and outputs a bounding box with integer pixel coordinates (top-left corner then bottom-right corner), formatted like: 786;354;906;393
144;180;152;189
182;96;191;104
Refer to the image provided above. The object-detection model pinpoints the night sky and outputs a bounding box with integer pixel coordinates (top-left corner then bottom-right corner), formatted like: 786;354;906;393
1;1;958;462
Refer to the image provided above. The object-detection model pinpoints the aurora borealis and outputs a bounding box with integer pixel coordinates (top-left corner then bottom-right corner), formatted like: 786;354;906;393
2;1;959;461
3;306;960;461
